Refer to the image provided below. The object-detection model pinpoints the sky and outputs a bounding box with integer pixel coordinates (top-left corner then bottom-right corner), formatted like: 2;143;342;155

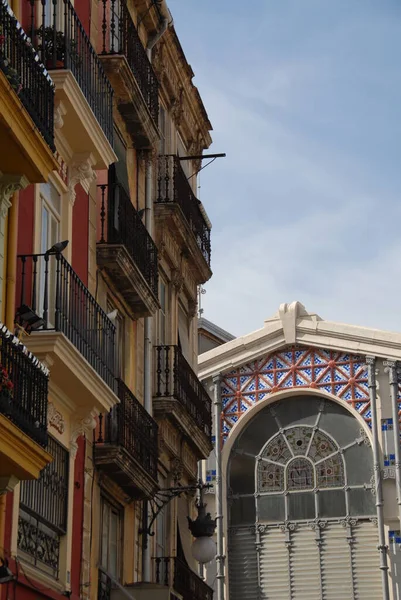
167;0;401;338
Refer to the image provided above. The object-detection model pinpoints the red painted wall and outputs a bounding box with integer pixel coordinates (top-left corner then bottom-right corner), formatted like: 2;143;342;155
16;186;35;310
72;185;89;286
74;0;91;37
70;436;85;600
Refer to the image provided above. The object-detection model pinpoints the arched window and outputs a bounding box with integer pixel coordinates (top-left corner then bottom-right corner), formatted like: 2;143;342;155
228;396;374;525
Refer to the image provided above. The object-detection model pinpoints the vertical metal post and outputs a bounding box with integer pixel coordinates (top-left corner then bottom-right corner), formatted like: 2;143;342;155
367;356;390;600
384;360;401;527
213;373;225;600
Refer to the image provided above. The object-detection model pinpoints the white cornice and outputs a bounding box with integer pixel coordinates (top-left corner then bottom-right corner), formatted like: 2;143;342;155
198;301;401;380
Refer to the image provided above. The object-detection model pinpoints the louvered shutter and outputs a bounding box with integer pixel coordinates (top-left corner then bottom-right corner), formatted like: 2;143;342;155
321;522;354;599
227;527;259;600
290;524;321;599
259;527;290;599
353;521;381;599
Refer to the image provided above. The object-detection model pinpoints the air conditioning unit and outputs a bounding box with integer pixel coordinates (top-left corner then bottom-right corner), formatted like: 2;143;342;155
111;583;183;600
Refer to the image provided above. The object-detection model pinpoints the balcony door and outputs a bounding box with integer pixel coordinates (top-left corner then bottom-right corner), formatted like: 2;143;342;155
100;496;122;581
39;182;61;328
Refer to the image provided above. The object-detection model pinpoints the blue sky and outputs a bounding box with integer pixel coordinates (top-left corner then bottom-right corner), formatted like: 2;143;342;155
168;0;401;337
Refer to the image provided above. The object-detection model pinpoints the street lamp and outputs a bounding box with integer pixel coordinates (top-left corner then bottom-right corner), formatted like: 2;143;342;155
141;481;217;564
188;499;217;564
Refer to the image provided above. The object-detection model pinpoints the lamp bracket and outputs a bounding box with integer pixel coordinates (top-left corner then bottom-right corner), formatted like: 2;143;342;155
140;482;212;539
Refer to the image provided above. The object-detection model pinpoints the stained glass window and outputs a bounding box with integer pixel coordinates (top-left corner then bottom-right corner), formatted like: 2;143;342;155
258;425;345;493
261;434;292;464
258;462;284;492
287;457;314;490
316;455;344;488
285;427;312;455
308;430;337;461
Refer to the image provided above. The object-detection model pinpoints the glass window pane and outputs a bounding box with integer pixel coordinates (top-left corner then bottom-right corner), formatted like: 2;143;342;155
257;495;285;522
288;492;315;520
319;402;363;447
235;410;279;455
318;489;346;518
344;443;373;485
348;488;376;516
230;454;256;494
275;396;320;428
230;496;256;525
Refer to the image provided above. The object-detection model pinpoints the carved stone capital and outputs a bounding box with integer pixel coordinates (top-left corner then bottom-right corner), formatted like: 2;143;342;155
171;269;184;293
0;173;29;217
170;457;184;483
68;153;97;200
70;408;99;458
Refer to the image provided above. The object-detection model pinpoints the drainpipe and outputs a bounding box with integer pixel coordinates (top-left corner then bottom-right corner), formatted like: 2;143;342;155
367;356;390;600
142;9;171;582
212;373;225;600
384;360;401;527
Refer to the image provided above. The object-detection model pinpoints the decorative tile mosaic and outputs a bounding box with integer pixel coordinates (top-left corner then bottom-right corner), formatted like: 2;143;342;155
220;345;369;444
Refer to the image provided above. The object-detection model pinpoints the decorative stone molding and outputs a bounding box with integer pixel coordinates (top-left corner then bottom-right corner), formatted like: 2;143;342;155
0;475;19;495
47;402;65;434
0;173;29;217
68;153;97;201
54;100;67;130
170;457;184;483
70;409;99;458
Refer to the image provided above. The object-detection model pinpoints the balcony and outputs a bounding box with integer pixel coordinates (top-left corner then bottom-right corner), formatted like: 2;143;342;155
27;0;115;170
0;323;51;484
156;156;212;284
100;0;159;149
94;378;158;499
154;345;212;460
154;557;213;600
16;252;118;418
97;182;159;318
0;2;57;182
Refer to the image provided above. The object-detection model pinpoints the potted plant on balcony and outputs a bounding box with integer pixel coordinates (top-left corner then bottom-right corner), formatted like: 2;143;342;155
0;365;14;416
0;25;23;95
35;25;81;69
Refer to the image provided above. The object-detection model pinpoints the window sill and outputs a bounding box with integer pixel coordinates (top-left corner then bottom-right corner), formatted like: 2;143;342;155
16;558;68;596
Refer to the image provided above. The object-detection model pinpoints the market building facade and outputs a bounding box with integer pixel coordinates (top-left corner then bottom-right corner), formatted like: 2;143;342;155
199;301;401;600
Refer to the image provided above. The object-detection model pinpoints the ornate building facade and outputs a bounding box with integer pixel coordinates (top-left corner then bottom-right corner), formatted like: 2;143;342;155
199;302;401;600
0;1;214;600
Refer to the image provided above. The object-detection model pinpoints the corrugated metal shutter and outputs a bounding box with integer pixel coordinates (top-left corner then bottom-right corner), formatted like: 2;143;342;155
353;521;381;599
321;522;354;599
259;527;290;599
290;525;321;599
227;527;259;600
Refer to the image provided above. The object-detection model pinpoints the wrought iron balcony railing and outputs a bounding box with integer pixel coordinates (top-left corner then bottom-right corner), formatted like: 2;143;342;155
18;436;69;578
27;0;113;145
0;323;48;447
98;182;158;298
100;0;158;123
98;568;112;600
157;155;211;267
17;253;116;390
0;1;54;149
155;345;212;439
96;378;158;481
154;557;213;600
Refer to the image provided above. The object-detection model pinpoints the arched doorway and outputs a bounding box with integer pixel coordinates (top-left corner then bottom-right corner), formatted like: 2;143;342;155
227;395;381;599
